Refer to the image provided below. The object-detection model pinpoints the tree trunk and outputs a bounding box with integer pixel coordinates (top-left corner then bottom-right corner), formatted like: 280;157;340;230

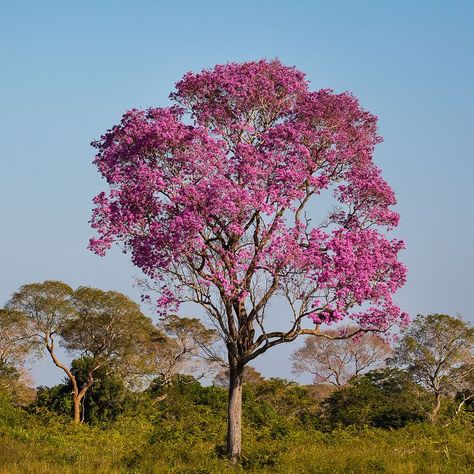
227;365;244;463
430;392;441;422
73;371;96;424
73;393;81;423
45;338;83;424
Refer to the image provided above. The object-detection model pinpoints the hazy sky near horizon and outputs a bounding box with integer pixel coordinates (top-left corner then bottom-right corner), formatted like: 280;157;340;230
1;1;473;386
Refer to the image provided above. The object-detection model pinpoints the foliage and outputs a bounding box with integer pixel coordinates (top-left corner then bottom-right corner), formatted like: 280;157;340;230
4;281;75;363
63;286;159;371
392;314;474;420
0;308;34;368
140;314;221;386
318;368;431;429
89;59;407;338
2;382;474;473
34;358;139;424
0;365;35;406
5;281;160;422
34;383;72;418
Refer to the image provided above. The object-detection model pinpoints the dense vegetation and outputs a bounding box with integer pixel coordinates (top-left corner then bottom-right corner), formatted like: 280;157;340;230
1;370;474;473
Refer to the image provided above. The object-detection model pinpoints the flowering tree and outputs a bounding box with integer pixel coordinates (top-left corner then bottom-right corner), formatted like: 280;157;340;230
89;60;407;460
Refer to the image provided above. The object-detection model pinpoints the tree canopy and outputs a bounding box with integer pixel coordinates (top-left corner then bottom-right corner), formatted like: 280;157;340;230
393;314;474;420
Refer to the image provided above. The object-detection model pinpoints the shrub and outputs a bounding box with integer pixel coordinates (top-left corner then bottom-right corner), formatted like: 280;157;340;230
318;368;431;429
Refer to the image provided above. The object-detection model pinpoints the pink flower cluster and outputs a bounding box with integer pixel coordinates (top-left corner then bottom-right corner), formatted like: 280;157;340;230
90;60;407;332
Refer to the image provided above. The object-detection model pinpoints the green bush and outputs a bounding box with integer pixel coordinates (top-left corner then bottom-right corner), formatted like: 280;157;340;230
318;368;431;430
33;358;140;424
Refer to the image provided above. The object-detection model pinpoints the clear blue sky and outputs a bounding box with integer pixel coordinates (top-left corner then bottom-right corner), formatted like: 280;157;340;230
1;1;473;386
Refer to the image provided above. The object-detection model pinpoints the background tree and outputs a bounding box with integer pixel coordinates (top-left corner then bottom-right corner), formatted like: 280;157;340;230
0;308;35;403
392;314;474;421
447;362;474;417
6;281;159;422
35;357;139;423
139;315;220;388
318;368;430;430
291;327;391;387
213;365;265;388
0;308;32;369
61;286;160;421
5;281;75;410
0;365;35;405
89;59;407;460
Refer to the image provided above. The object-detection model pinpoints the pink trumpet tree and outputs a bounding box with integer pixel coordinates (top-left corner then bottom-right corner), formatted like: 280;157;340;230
89;60;408;461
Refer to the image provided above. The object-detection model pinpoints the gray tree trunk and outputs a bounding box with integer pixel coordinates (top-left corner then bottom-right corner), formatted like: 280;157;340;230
430;392;442;422
227;365;244;462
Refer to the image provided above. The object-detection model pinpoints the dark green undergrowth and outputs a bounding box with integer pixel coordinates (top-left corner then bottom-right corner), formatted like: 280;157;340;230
1;379;474;473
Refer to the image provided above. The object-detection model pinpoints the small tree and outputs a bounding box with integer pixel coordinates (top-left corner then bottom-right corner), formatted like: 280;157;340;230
291;327;391;387
6;281;76;412
448;362;474;416
35;357;138;423
393;314;474;421
318;368;430;429
89;60;407;460
140;314;220;389
0;308;32;366
7;281;158;422
63;286;160;421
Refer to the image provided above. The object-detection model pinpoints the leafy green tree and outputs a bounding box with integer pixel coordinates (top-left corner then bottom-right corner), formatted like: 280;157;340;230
7;281;160;422
5;282;75;406
392;314;474;421
35;357;139;423
244;377;320;431
34;383;72;417
0;308;33;368
0;308;36;403
318;368;430;429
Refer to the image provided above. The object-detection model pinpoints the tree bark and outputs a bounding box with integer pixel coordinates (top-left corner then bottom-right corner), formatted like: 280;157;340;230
45;339;83;424
73;392;81;423
227;364;244;463
73;370;96;423
430;392;442;422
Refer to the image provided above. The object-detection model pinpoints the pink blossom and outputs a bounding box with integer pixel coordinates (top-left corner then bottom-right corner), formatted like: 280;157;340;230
90;59;407;334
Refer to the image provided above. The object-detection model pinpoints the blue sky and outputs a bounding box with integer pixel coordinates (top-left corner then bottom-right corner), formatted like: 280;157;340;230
1;1;473;385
